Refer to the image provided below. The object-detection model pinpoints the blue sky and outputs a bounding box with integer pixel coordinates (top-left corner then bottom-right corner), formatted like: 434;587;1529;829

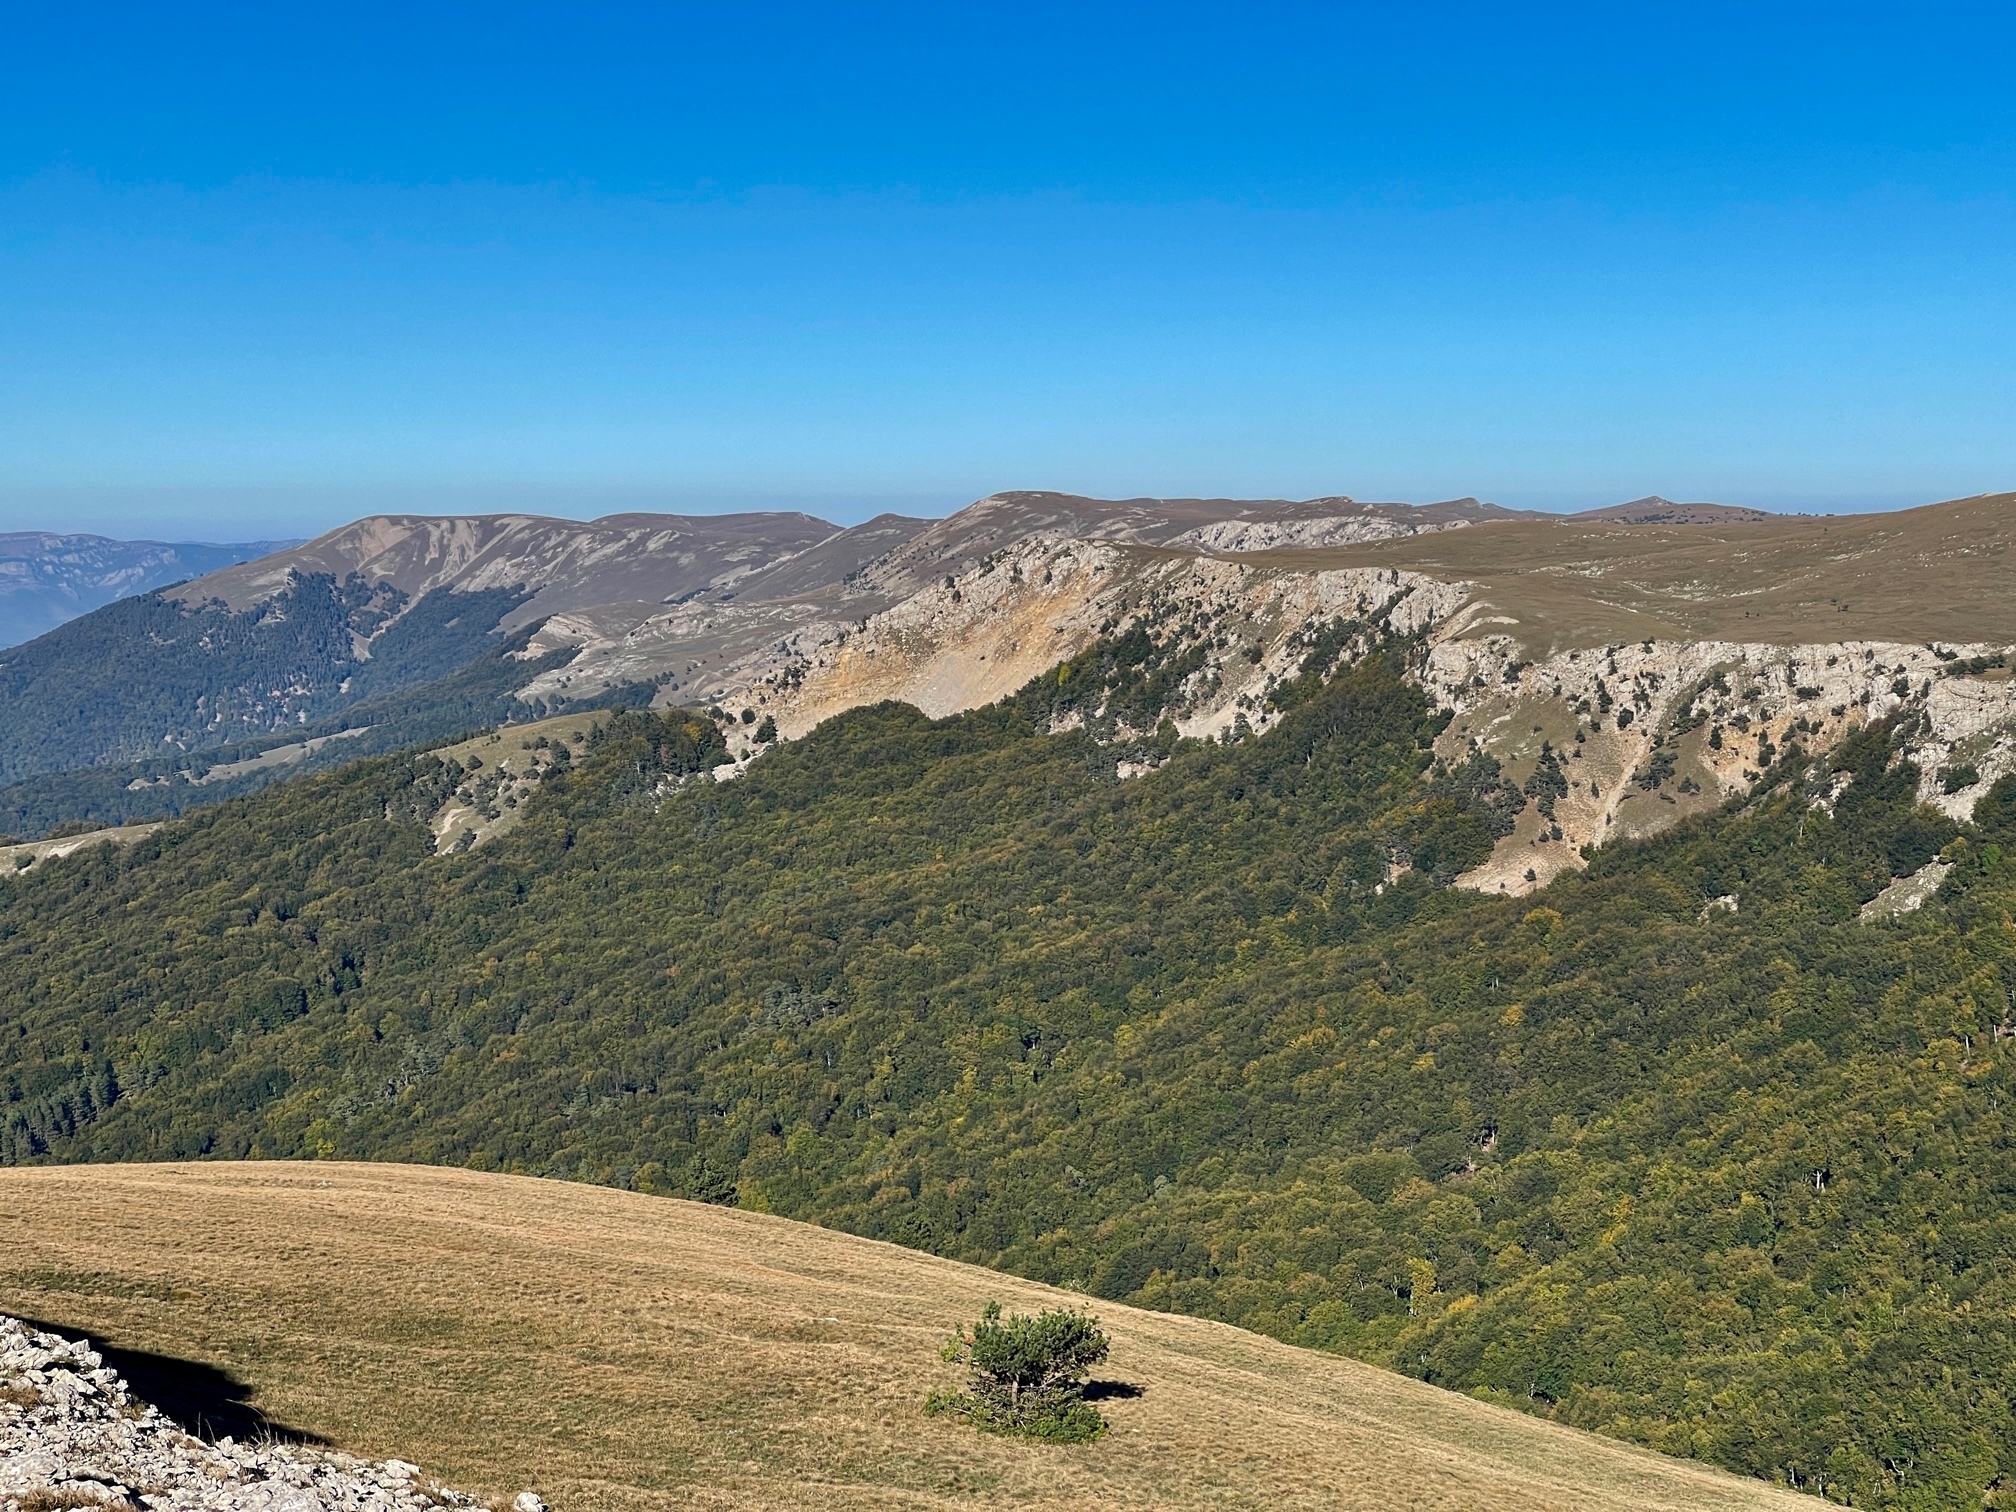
3;3;2013;538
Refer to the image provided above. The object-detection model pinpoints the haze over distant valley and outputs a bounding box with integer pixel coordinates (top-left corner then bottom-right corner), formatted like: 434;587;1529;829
0;532;299;649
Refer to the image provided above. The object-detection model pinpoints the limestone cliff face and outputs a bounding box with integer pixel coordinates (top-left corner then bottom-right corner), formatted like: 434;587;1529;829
716;535;1468;754
660;524;2016;895
1422;636;2011;894
506;495;1515;717
1166;512;1474;553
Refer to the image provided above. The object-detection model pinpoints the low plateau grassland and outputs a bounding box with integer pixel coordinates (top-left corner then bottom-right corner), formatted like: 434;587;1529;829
1286;489;2016;653
0;1162;1807;1512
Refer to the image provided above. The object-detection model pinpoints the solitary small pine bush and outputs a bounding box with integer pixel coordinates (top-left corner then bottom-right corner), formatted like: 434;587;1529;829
925;1301;1111;1443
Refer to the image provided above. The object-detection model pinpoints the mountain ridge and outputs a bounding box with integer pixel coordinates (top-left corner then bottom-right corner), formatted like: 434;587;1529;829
172;510;845;625
0;531;298;649
0;492;1531;815
4;489;2012;891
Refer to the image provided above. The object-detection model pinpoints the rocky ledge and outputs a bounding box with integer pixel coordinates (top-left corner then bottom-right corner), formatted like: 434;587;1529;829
1;1315;540;1512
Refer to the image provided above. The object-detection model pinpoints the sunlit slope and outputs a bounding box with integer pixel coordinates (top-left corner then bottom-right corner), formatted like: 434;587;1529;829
0;1162;1804;1512
1288;490;2016;653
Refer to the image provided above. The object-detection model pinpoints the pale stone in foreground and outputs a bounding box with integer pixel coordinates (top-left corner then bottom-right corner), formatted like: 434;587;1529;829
0;1315;535;1512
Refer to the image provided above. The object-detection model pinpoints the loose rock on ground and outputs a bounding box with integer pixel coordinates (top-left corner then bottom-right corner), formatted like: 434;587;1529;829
0;1315;541;1512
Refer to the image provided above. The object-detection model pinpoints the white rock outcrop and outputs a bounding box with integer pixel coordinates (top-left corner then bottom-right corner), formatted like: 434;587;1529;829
0;1315;526;1512
1860;860;1955;922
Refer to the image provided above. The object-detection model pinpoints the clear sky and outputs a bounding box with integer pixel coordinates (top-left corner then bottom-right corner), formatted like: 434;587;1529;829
3;2;2013;538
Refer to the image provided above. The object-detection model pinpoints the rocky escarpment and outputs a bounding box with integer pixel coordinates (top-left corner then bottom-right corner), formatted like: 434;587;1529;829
1166;507;1476;553
506;494;1517;714
0;1316;535;1512
687;529;2016;894
701;534;1466;758
1423;634;2016;893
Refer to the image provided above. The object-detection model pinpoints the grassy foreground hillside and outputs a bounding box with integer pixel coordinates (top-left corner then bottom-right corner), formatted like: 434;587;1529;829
0;1161;1805;1512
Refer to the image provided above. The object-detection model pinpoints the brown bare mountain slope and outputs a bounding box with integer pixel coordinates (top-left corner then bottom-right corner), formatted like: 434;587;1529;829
0;1163;1805;1512
1568;497;1774;526
1264;489;2016;653
706;511;935;605
175;511;847;627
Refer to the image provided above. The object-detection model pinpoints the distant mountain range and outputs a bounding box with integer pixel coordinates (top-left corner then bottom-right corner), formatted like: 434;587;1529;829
0;532;300;649
0;493;1530;810
8;485;1978;859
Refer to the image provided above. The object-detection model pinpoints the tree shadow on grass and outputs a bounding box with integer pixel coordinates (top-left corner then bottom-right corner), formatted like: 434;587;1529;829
1083;1380;1145;1401
17;1317;328;1445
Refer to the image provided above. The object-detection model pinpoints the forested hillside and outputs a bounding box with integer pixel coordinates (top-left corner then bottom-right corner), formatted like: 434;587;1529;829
0;574;535;783
0;633;2009;1506
0;532;295;649
0;628;611;838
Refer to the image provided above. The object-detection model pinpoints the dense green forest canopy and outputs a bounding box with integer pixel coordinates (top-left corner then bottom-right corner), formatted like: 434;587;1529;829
0;633;2010;1508
0;604;664;840
0;575;535;784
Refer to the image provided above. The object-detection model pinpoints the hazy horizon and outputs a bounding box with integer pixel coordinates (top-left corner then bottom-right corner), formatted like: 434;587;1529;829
0;481;1990;546
4;6;2011;541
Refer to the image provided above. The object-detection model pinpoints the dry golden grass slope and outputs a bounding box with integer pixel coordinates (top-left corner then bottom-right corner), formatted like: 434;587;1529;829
0;1163;1809;1512
1279;490;2016;654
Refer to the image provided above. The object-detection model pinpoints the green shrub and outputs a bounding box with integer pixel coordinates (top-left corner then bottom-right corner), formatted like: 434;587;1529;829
926;1301;1111;1443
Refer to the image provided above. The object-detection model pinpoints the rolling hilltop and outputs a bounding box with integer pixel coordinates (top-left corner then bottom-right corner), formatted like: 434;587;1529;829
5;488;2016;1505
0;1161;1805;1512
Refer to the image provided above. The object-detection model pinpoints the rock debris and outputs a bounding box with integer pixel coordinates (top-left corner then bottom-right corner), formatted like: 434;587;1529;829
1;1316;541;1512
